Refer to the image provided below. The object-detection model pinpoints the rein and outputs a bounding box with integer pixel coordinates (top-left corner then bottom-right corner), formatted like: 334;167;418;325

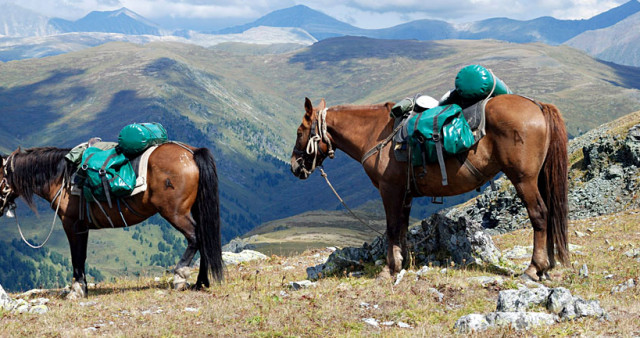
297;107;384;237
1;152;62;249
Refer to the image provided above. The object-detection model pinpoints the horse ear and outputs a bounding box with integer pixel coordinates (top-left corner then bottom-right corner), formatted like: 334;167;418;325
318;98;326;110
304;97;313;115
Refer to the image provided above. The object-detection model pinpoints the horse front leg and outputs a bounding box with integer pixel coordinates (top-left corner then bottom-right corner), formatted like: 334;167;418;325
63;220;89;299
380;185;412;275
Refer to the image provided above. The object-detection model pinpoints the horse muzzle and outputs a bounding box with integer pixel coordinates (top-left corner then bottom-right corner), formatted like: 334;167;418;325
290;157;312;180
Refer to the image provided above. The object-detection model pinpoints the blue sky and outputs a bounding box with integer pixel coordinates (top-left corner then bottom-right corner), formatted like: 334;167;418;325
7;0;631;30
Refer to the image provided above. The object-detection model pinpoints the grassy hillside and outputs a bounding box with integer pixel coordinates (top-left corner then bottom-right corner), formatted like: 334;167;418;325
1;209;639;336
1;38;640;290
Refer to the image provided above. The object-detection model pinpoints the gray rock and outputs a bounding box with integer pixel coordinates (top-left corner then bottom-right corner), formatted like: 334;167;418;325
623;248;640;258
428;287;444;302
611;278;636;294
496;286;550;312
454;314;490;333
547;287;574;314
222;250;267;265
363;318;379;327
28;304;48;314
0;284;13;310
486;312;558;330
503;246;531;259
467;276;504;287
288;280;316;291
574;298;605;318
222;236;257;253
579;264;589;278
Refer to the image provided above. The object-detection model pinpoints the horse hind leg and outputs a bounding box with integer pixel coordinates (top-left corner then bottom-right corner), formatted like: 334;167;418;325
513;178;552;281
162;213;201;290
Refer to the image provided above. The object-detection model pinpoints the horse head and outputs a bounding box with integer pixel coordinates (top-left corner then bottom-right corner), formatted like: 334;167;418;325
0;149;19;217
290;97;334;179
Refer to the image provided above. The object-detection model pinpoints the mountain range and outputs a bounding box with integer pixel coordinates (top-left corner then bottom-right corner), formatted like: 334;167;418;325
1;2;640;66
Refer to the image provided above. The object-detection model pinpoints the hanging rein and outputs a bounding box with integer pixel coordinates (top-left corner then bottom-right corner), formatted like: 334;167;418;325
1;152;62;249
294;107;384;236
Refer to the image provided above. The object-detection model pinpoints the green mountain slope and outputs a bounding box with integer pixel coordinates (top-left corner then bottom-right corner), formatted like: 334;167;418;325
1;37;640;290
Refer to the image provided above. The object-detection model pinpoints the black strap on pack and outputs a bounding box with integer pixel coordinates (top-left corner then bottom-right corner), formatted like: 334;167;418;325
99;152;118;209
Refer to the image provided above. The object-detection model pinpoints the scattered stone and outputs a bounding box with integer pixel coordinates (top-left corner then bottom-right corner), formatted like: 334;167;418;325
611;278;637;294
546;287;573;314
486;312;558;331
574;230;587;238
415;266;435;277
222;237;257;253
381;321;395;326
397;321;412;329
608;246;615;251
604;274;614;279
79;301;97;307
496;286;550;312
289;280;316;291
456;284;606;332
467;276;504;287
428;288;444;302
363;318;379;327
623;248;640;258
394;269;407;286
28;305;48;314
359;302;370;308
579;264;589;278
222;250;268;265
374;259;385;266
184;307;199;312
503;246;531;259
454;314;490;333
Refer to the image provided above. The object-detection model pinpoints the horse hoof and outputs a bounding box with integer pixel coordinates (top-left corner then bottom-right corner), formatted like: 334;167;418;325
66;282;87;300
173;282;190;291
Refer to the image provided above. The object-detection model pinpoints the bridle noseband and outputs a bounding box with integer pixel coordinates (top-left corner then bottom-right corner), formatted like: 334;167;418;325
294;107;335;176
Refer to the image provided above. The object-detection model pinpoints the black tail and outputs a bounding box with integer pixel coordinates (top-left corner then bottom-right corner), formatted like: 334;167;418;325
192;147;224;282
539;103;569;267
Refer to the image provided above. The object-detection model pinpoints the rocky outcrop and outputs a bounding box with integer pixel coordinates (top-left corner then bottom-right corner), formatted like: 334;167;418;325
307;212;517;280
0;284;49;314
454;284;606;333
452;122;640;235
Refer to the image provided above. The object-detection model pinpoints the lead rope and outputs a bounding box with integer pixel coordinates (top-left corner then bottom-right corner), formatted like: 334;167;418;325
15;178;65;249
319;168;384;236
305;108;334;172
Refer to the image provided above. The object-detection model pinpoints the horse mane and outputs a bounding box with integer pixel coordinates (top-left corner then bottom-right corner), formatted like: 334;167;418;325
8;147;73;208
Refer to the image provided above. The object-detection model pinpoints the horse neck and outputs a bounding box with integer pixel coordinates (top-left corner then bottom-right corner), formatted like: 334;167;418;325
325;104;392;161
10;147;71;204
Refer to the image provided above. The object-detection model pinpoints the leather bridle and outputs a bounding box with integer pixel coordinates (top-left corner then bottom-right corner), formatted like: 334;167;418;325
0;154;17;216
292;107;335;177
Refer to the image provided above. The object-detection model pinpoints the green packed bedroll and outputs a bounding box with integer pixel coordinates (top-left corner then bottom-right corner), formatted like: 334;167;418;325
454;64;512;101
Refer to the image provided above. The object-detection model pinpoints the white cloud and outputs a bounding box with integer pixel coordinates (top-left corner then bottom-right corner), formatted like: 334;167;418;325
2;0;630;27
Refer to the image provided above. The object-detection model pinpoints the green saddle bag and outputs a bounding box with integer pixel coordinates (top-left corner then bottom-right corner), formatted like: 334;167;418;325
79;147;136;203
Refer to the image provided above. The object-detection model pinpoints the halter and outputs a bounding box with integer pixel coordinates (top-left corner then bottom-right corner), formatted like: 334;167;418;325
0;154;16;216
294;107;335;176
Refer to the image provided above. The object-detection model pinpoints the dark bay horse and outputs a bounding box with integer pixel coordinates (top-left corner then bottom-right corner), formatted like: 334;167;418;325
290;95;569;281
0;143;223;298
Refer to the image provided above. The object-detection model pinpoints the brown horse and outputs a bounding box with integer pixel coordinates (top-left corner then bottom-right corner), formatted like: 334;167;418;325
290;95;569;281
0;143;223;298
